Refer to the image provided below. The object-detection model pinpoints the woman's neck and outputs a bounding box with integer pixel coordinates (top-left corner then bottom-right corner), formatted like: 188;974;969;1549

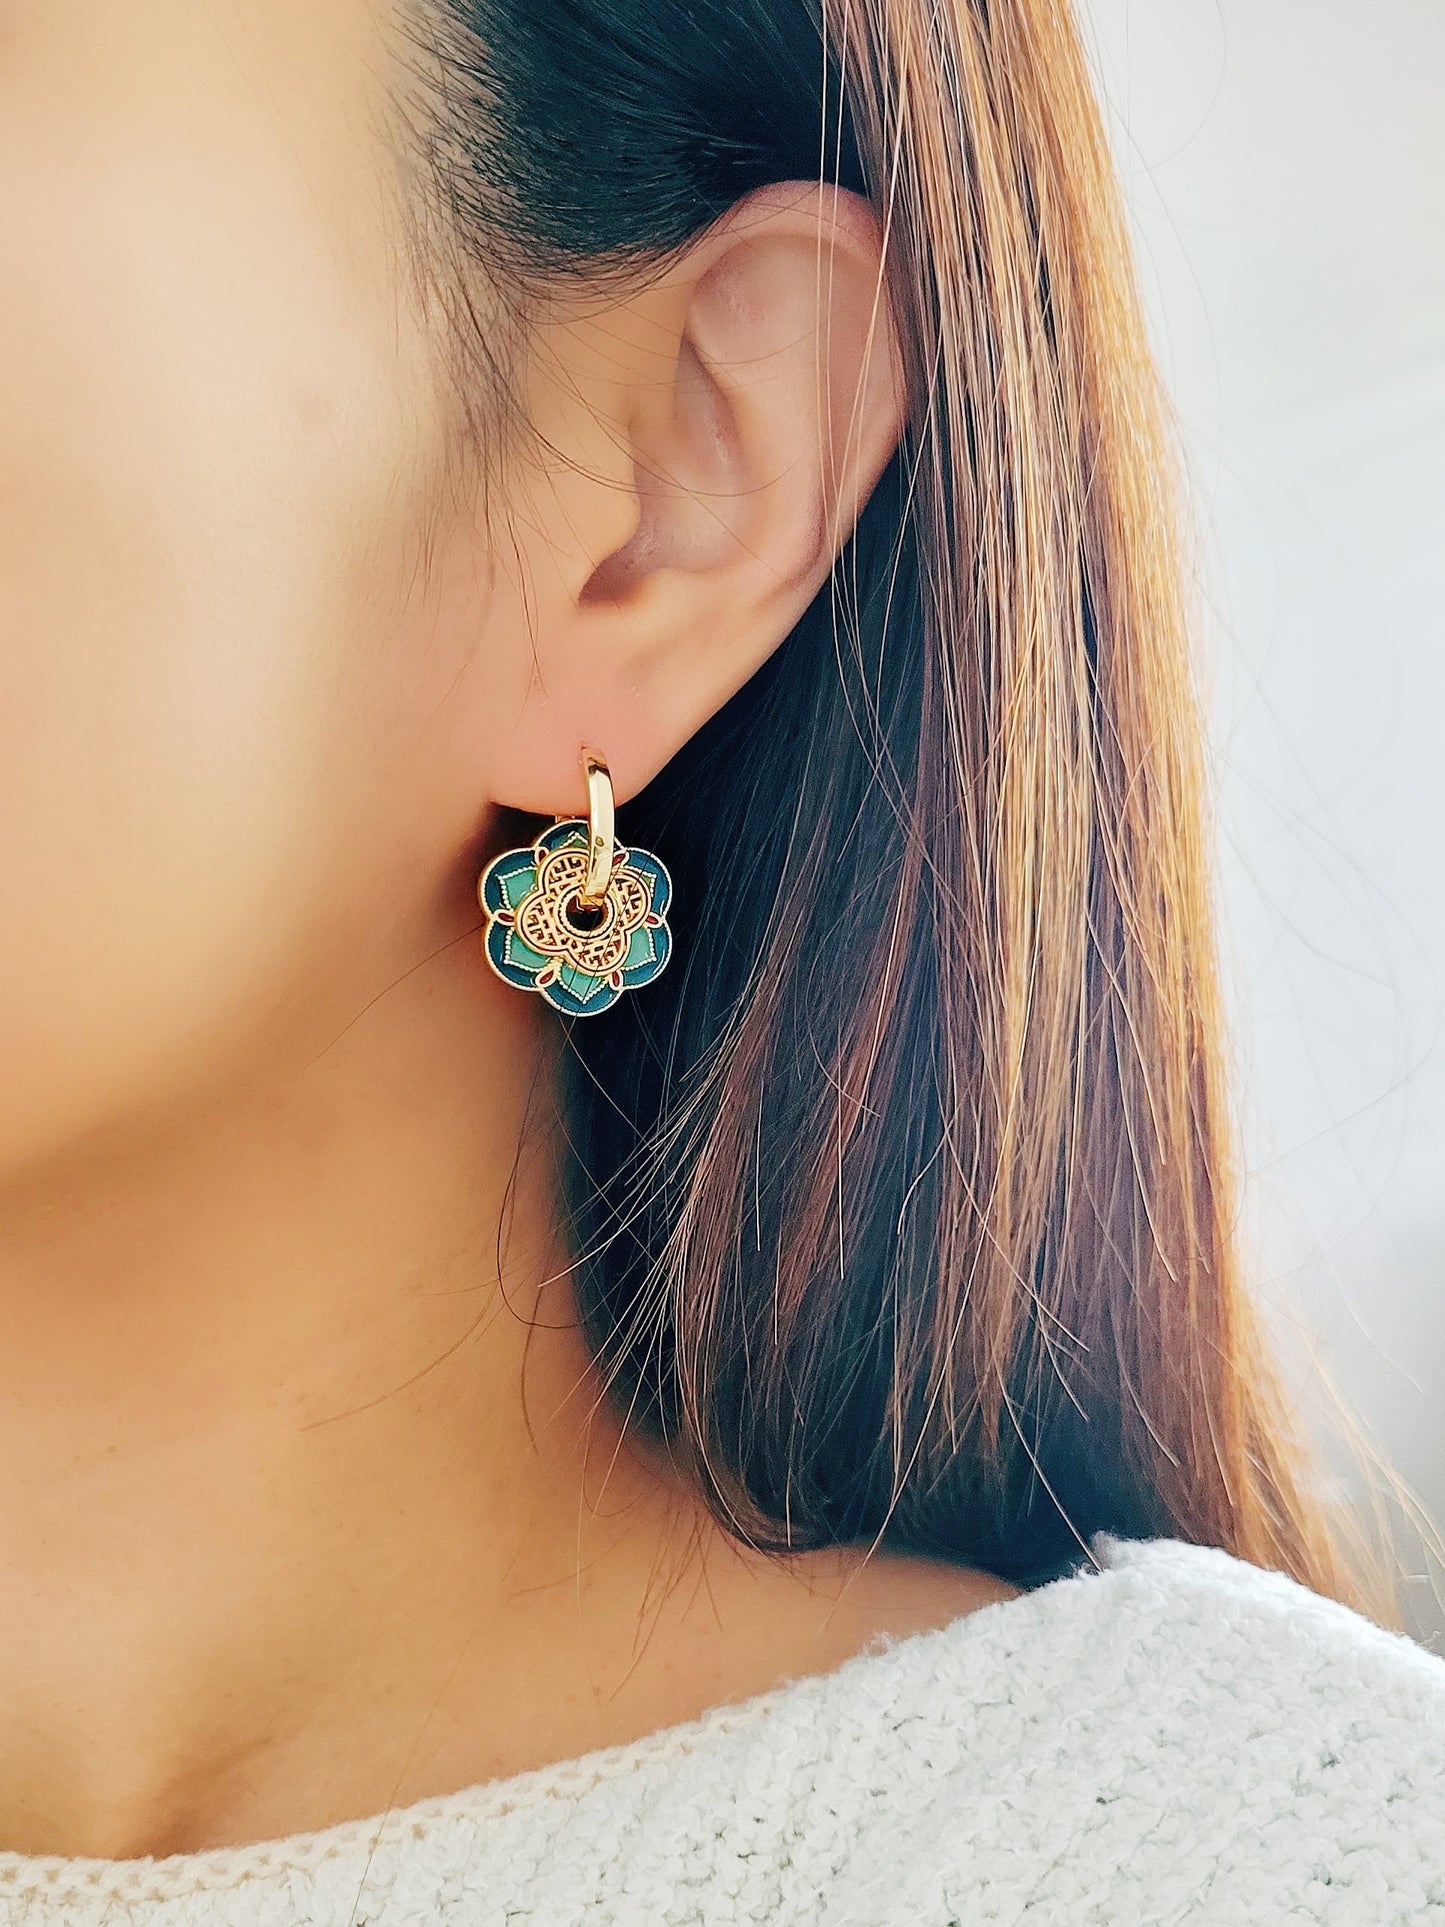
0;936;1014;1860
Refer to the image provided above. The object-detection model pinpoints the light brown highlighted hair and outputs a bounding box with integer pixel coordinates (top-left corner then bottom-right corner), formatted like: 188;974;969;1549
404;0;1371;1602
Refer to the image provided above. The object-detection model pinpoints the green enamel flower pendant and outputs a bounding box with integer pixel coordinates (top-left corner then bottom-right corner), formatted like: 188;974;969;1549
478;818;673;1017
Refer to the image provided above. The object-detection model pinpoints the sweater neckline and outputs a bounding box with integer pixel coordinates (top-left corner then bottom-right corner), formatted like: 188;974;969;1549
0;1540;1108;1901
0;1679;800;1903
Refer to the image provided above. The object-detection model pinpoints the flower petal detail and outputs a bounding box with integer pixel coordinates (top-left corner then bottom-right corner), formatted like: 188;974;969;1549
479;846;540;917
485;918;553;990
621;846;671;921
539;962;624;1016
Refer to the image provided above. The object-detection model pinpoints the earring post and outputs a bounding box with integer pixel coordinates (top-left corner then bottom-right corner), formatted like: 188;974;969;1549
578;748;615;906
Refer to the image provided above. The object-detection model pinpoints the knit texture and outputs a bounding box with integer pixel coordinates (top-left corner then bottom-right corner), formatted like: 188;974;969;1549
1;1537;1441;1925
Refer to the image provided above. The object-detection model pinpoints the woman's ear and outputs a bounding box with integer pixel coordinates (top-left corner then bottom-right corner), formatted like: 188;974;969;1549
478;180;907;815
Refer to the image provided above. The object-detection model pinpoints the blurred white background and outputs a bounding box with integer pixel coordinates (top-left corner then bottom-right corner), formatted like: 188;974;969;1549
1080;1;1445;1639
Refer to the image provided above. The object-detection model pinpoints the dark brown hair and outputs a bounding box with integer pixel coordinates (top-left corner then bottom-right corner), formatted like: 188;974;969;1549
402;0;1370;1599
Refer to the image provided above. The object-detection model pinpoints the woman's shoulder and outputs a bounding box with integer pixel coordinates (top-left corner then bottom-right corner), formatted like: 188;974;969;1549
6;1537;1435;1926
1082;1532;1445;1697
1004;1530;1445;1706
797;1533;1445;1923
1063;1533;1445;1780
829;1531;1445;1724
878;1531;1445;1809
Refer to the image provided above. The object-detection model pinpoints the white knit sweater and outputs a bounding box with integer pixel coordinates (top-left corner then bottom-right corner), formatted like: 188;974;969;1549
1;1537;1441;1925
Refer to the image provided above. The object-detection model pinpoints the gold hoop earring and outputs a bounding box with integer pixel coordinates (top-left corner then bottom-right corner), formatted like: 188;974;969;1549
477;749;673;1017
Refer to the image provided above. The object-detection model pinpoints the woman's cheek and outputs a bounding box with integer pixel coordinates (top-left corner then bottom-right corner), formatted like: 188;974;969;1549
0;14;445;1171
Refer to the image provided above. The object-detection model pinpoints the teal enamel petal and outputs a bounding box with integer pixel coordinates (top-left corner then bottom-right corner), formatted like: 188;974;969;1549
540;962;623;1017
486;917;549;989
622;847;671;919
503;928;552;974
480;846;538;916
622;925;656;970
620;919;670;986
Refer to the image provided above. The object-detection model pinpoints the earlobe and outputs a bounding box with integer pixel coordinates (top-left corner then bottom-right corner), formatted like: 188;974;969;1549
482;181;906;816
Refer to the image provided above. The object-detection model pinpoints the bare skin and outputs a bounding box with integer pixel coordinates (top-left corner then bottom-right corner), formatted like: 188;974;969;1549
0;0;1017;1859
